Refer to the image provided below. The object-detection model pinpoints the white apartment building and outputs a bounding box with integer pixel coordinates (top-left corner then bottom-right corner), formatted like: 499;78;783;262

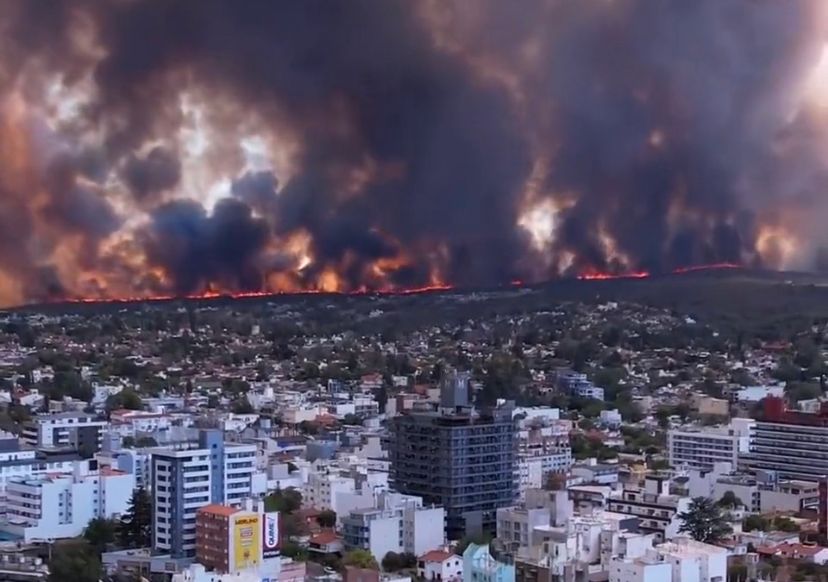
342;493;445;562
22;412;108;449
667;418;754;471
610;537;727;582
108;449;152;489
607;476;692;543
302;469;378;517
516;424;572;497
2;464;134;542
0;445;84;510
150;430;263;558
109;409;171;437
497;506;553;554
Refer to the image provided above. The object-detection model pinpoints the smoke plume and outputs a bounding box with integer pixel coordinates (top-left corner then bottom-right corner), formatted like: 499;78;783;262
0;0;827;305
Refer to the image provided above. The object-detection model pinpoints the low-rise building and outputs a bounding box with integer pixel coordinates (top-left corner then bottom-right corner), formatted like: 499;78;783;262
462;543;514;582
610;537;727;582
419;549;463;582
342;494;445;563
607;476;691;543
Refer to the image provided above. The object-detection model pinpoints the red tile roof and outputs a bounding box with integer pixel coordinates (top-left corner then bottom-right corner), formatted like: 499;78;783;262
197;504;239;518
420;550;454;563
310;530;340;545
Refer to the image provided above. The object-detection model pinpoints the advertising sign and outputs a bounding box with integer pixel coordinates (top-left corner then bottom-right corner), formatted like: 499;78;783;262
263;511;280;558
233;515;261;571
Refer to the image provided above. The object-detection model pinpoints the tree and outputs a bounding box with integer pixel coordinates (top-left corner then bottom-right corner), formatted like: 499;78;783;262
281;540;309;561
343;549;379;570
455;533;493;555
83;517;118;554
786;381;822;403
382;551;417;572
231;397;255;414
742;515;769;532
298;420;319;435
106;389;143;413
48;539;102;582
772;516;800;533
678;497;733;543
118;487;152;548
134;436;158;448
264;488;302;514
317;509;337;528
341;413;363;426
718;490;744;509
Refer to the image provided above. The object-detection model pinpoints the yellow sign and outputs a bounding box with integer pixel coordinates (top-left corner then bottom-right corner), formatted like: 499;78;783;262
233;514;261;571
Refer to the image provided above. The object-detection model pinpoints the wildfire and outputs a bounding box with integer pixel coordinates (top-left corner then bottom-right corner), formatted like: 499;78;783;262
56;282;456;307
577;270;650;281
577;263;744;281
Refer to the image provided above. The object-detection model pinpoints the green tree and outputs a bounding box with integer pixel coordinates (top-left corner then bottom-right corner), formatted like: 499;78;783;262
118;487;152;548
281;540;309;561
742;515;769;532
382;551;417;572
231;397;255;414
106;389;143;413
341;413;363;426
48;539;102;582
772;516;800;532
343;549;379;570
264;488;302;514
454;533;493;555
83;517;118;554
317;509;337;528
678;497;733;543
718;490;744;509
135;436;158;448
786;381;822;403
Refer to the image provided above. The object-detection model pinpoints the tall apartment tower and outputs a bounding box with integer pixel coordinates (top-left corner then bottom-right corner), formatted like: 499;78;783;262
387;373;516;540
151;430;258;558
740;397;828;482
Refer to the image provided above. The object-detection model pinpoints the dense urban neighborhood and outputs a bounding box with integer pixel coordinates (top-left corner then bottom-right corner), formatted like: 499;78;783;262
0;273;822;581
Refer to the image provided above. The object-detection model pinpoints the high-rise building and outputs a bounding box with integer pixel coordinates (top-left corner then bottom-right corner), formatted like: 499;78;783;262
150;430;260;558
740;397;828;482
515;423;571;499
387;374;516;540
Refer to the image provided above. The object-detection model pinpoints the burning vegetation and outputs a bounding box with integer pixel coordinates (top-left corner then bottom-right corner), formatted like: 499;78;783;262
0;1;827;306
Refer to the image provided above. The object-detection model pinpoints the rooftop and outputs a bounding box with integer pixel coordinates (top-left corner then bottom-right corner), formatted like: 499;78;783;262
197;504;239;518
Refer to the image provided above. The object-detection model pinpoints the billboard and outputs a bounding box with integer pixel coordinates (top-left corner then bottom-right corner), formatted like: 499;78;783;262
263;512;280;558
233;514;261;571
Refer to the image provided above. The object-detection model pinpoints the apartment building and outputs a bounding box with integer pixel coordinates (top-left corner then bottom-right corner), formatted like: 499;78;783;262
150;430;262;558
2;463;134;542
387;375;516;539
610;537;727;582
196;504;262;574
740;397;828;481
667;418;753;471
516;423;571;499
22;412;107;453
607;476;691;543
341;493;445;562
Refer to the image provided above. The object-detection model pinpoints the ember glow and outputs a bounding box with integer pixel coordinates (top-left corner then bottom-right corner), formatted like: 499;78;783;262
0;1;828;307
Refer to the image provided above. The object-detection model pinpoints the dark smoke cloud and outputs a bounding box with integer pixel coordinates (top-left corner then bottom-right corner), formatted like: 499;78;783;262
143;198;270;294
0;0;825;304
122;146;182;201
